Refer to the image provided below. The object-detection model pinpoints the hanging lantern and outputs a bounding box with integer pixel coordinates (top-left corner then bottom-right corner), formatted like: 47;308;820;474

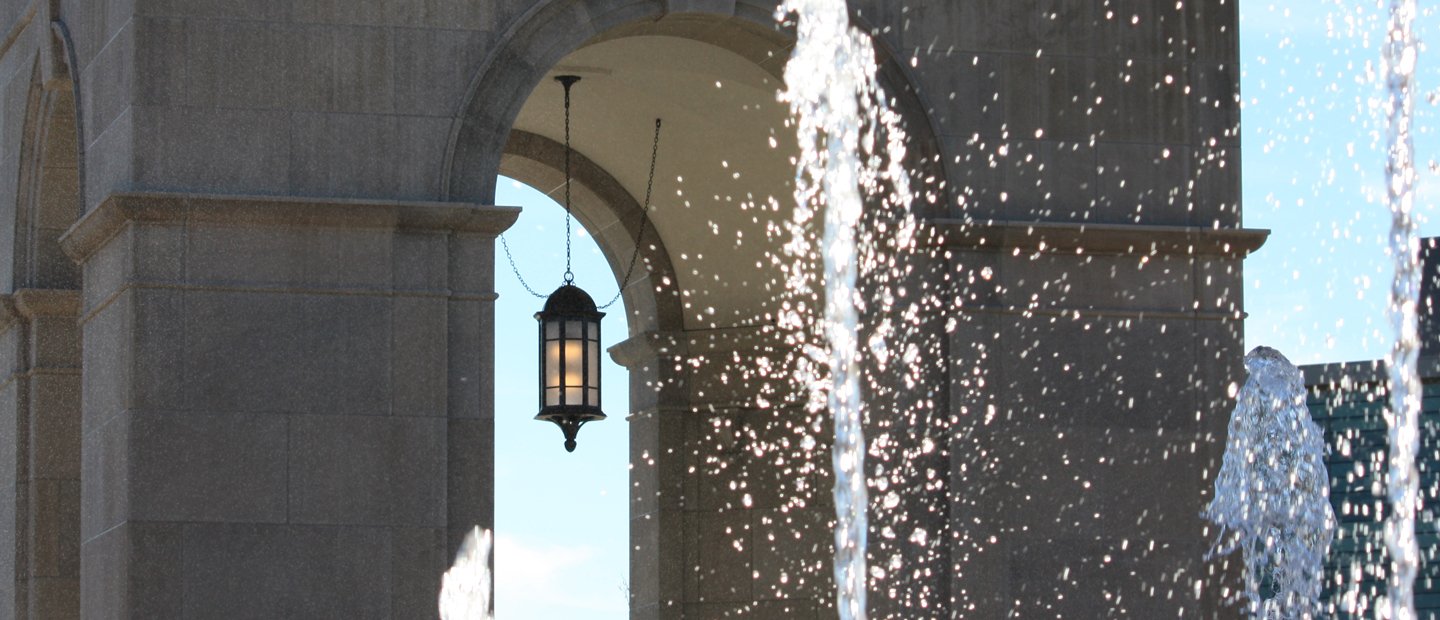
518;74;661;452
535;284;605;452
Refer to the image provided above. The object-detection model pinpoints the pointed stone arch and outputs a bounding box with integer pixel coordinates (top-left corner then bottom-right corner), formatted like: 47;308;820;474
2;33;84;617
14;58;82;290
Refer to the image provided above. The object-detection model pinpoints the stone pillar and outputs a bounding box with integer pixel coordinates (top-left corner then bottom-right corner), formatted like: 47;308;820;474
612;332;688;620
60;193;516;619
614;328;833;620
941;221;1264;617
0;289;82;619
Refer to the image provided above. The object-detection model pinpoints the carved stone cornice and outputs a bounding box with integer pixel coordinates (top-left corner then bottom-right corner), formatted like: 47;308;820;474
608;324;783;369
60;191;521;263
0;294;16;330
929;219;1269;258
13;288;79;318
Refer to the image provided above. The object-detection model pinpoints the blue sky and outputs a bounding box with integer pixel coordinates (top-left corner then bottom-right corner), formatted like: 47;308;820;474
490;3;1437;616
1243;2;1439;365
493;178;631;619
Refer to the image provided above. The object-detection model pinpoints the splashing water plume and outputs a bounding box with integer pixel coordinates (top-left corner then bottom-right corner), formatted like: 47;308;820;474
778;0;915;617
1205;347;1335;618
439;527;493;620
1382;1;1422;618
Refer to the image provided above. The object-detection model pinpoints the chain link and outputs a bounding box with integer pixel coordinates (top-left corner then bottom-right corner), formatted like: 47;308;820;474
497;79;661;308
562;76;575;284
599;118;662;310
499;232;549;298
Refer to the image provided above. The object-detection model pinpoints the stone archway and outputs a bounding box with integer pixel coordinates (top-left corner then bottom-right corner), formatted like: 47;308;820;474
14;73;81;291
498;129;682;338
447;4;952;617
0;0;1259;617
2;51;84;619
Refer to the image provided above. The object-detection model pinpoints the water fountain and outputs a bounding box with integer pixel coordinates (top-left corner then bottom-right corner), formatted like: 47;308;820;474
777;0;918;617
1239;0;1428;616
1205;346;1335;617
439;527;494;620
1382;1;1424;618
769;0;1428;614
475;0;1427;616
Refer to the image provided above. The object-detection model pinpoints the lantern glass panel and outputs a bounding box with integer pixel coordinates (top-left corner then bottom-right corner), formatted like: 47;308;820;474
566;387;583;404
563;341;584;389
546;321;559;339
546;387;561;407
545;340;562;387
587;339;599;387
565;320;583;339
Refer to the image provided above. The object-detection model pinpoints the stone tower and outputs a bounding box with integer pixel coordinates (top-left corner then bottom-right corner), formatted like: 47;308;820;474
0;0;1259;617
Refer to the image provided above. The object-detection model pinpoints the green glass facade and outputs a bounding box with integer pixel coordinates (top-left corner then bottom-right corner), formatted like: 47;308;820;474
1302;361;1440;617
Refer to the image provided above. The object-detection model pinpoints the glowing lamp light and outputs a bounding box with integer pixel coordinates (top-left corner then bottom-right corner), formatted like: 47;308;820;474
534;284;606;452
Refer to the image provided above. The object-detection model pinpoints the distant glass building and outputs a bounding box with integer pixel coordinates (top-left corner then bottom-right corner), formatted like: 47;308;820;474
1302;238;1440;617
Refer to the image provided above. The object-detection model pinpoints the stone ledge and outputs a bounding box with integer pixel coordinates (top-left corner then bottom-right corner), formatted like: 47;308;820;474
14;288;80;318
929;219;1269;257
59;192;521;263
609;324;782;369
955;303;1243;322
75;280;497;327
0;288;82;329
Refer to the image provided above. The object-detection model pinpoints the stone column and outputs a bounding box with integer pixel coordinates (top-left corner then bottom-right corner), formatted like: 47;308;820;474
0;289;82;619
60;193;516;619
614;327;834;620
611;331;688;620
940;221;1264;617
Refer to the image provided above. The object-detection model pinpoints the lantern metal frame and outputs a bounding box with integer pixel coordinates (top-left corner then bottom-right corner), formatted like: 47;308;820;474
534;283;606;452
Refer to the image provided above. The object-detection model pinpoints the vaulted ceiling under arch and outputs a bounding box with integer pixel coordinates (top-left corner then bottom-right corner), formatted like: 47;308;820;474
511;33;799;332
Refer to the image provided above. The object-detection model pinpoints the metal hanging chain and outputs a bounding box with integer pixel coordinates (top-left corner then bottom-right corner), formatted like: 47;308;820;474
560;75;579;285
497;77;661;304
599;118;662;310
499;233;548;298
499;75;581;298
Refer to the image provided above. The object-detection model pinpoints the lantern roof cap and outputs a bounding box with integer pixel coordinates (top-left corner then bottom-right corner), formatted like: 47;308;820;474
541;284;602;316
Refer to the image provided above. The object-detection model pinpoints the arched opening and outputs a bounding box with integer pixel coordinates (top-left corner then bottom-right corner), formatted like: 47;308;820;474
14;73;81;291
491;175;634;618
453;6;948;617
486;25;810;617
3;55;84;617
